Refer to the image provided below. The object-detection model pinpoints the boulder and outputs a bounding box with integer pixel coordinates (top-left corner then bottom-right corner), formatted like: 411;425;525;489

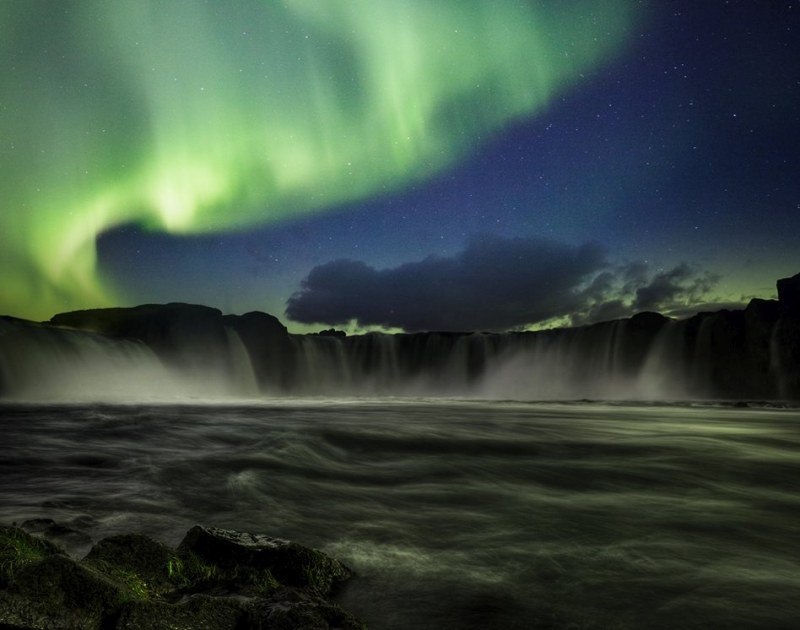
83;534;177;598
179;525;353;595
2;554;125;629
0;526;65;592
0;524;365;629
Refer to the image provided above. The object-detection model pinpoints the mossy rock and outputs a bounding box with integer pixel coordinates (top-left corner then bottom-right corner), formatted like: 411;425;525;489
83;534;178;599
0;590;101;630
2;554;125;629
0;526;64;588
115;594;245;630
179;526;352;595
0;524;366;629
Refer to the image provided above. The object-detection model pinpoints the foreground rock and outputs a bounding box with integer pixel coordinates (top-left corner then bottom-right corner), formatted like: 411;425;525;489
0;524;365;630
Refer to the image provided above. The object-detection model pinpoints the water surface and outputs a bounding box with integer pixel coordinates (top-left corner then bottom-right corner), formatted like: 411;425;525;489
1;400;798;628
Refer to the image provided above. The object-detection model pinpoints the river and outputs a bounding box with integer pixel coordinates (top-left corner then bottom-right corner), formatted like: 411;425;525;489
1;400;798;628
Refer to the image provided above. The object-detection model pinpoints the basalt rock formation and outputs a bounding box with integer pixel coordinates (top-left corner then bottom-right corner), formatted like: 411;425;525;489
50;303;237;374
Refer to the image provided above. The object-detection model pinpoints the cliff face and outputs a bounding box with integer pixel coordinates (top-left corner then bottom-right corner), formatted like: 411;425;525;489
1;274;799;401
50;304;233;373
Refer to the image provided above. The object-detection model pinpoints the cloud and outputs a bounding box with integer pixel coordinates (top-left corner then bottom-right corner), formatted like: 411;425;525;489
286;235;730;332
571;262;726;325
287;235;607;331
633;264;720;311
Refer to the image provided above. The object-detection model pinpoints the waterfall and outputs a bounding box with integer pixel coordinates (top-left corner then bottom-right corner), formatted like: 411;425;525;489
291;335;353;394
637;320;694;400
223;327;259;396
288;321;681;400
0;318;260;401
0;318;170;401
478;321;649;400
347;333;401;393
2;297;797;401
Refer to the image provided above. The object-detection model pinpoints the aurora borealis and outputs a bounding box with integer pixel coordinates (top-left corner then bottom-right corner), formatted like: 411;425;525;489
2;1;799;331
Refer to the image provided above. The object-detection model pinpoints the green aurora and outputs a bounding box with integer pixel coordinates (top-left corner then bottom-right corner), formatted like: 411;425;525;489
1;1;636;320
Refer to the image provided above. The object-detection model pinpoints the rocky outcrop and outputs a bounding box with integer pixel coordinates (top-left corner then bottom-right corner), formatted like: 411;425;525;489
180;526;353;594
0;524;365;630
222;311;296;390
44;304;298;393
49;303;233;373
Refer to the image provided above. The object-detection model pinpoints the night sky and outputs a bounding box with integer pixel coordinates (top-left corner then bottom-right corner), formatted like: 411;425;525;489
2;1;798;332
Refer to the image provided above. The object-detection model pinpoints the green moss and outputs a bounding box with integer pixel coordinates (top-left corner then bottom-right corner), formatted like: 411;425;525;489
250;568;281;594
0;526;61;587
102;564;151;601
83;547;245;602
85;550;222;601
168;550;218;587
9;554;126;624
296;548;349;593
165;555;182;580
168;550;280;595
232;565;280;595
303;564;324;590
83;533;175;596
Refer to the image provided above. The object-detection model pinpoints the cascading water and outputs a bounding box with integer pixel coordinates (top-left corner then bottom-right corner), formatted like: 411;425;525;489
478;324;628;400
223;326;259;396
1;294;798;401
285;321;676;400
0;318;171;401
349;333;402;390
290;335;353;394
637;319;695;400
770;323;786;399
0;318;259;401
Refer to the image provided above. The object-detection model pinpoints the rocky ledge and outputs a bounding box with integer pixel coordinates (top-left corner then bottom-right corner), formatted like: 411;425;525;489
0;523;365;629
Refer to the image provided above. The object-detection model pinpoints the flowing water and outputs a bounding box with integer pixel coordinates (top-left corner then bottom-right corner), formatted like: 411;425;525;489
1;400;799;628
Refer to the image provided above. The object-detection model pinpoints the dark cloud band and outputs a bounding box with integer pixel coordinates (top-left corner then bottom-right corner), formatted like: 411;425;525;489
286;235;728;332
